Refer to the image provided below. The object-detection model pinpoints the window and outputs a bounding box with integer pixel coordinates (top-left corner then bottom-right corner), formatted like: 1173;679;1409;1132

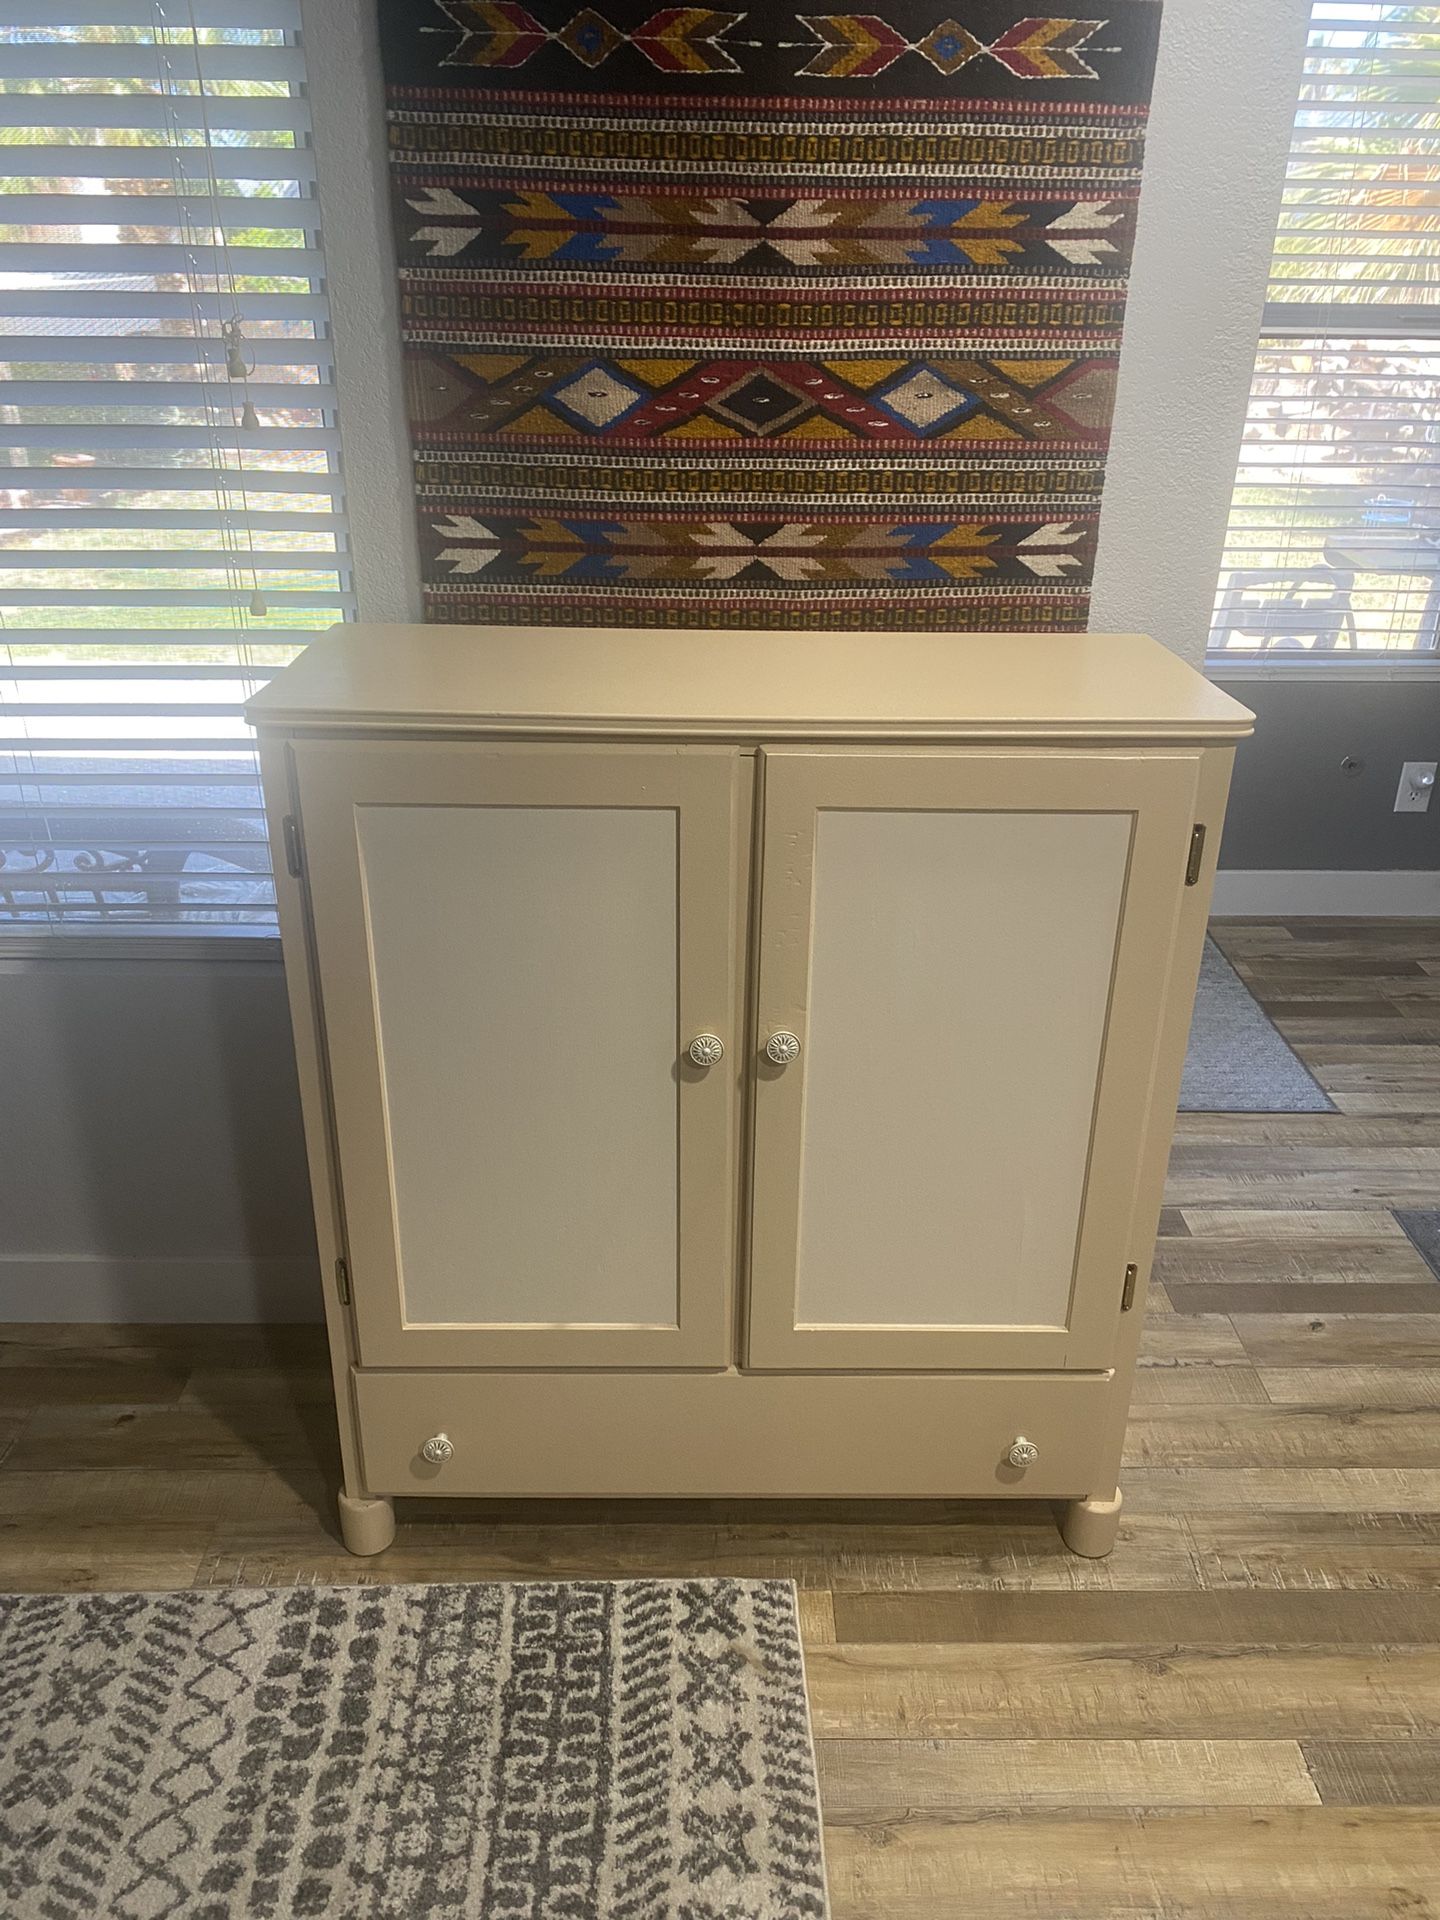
0;0;350;933
1210;2;1440;661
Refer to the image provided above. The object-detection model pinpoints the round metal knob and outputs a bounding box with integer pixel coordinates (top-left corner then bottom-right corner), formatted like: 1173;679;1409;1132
1006;1436;1040;1469
420;1432;454;1465
688;1033;724;1068
765;1030;801;1066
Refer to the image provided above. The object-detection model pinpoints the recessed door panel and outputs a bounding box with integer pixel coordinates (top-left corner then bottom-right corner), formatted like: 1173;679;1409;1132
747;749;1199;1372
797;807;1131;1331
293;742;740;1368
359;803;680;1331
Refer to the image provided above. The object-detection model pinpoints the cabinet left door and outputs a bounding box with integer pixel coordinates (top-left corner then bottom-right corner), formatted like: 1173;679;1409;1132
290;740;743;1369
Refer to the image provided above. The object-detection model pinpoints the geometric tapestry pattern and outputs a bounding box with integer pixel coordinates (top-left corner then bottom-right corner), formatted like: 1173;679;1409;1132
0;1580;829;1919
379;2;1163;629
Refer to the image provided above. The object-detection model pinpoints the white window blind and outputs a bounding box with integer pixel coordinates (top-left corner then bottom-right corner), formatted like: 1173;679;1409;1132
0;0;351;932
1211;2;1440;659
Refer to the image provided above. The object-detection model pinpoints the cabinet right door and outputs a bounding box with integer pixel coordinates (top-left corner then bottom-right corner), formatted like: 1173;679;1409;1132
746;748;1200;1372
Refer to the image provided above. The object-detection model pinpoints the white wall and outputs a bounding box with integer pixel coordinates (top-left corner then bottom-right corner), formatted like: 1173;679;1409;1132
1089;0;1313;663
302;0;422;625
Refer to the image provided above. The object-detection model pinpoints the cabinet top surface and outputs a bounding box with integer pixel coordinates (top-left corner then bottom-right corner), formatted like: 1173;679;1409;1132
246;625;1253;743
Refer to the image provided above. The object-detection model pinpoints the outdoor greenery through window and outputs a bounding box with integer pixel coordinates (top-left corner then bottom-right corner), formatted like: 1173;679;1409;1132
1211;2;1440;659
0;0;350;931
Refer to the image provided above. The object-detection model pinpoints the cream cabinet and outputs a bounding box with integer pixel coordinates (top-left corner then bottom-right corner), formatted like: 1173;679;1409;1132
248;626;1251;1558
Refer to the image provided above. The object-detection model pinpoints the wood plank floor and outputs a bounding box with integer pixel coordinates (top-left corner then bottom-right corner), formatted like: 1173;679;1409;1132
3;918;1439;1916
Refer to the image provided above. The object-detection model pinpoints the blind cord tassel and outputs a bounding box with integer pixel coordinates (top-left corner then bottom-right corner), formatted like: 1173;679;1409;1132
221;316;253;382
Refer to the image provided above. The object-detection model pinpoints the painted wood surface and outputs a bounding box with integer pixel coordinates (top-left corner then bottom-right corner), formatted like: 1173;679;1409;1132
290;740;742;1369
746;747;1199;1372
245;626;1254;743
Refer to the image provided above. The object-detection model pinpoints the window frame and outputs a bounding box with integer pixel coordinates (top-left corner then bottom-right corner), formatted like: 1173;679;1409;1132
1207;4;1440;677
0;0;351;950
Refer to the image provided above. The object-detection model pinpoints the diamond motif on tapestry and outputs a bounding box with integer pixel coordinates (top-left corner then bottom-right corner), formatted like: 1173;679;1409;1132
556;8;622;65
706;371;815;435
1040;364;1116;431
873;365;978;431
549;361;646;429
915;20;984;74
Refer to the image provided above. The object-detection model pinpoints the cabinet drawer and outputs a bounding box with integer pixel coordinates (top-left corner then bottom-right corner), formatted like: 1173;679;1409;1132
353;1368;1116;1500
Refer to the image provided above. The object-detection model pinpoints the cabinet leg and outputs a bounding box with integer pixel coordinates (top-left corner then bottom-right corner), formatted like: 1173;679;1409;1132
1057;1489;1123;1559
337;1490;396;1557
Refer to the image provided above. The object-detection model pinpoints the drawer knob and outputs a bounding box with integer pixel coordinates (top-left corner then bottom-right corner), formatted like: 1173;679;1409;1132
1007;1436;1040;1469
765;1030;802;1066
420;1432;454;1465
688;1033;725;1068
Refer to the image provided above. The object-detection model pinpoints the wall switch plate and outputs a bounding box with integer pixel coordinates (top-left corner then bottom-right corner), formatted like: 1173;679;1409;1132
1395;760;1438;813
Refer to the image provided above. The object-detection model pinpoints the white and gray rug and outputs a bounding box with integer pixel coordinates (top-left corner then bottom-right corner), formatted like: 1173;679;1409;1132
1180;939;1335;1113
0;1579;829;1920
1396;1209;1440;1281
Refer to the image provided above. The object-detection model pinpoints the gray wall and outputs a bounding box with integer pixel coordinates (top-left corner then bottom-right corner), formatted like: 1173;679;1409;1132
0;957;320;1319
1214;679;1440;871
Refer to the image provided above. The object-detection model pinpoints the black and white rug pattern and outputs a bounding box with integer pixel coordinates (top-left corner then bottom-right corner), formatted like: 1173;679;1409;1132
0;1579;829;1920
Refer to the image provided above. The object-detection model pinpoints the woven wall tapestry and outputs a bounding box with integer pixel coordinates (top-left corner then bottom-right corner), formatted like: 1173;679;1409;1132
377;1;1162;630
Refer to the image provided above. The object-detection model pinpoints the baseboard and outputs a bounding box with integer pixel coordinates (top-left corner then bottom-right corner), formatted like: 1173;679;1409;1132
0;1255;324;1323
1212;869;1440;917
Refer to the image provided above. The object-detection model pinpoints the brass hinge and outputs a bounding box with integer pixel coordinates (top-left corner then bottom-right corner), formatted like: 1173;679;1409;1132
334;1256;352;1306
1184;823;1206;887
282;814;303;879
1120;1262;1139;1313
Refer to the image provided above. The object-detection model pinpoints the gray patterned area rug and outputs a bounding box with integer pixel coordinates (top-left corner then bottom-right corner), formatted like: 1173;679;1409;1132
1396;1209;1440;1282
1180;939;1336;1113
0;1579;829;1920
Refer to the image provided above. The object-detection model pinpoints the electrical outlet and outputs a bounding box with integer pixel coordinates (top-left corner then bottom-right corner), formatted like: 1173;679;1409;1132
1395;760;1438;813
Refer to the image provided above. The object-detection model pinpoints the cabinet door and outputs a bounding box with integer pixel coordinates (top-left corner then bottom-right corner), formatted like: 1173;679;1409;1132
292;741;741;1369
747;749;1199;1371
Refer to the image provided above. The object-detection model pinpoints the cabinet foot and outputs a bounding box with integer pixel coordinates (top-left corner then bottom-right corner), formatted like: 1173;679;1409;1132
1057;1489;1123;1559
337;1491;396;1556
